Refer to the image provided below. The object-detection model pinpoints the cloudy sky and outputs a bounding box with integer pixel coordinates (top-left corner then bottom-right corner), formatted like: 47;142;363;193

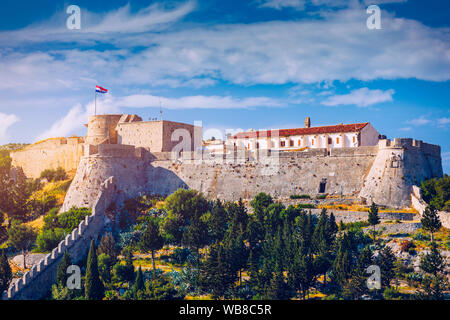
0;0;449;172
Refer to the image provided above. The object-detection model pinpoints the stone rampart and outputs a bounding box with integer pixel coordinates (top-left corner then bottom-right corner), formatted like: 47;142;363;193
411;185;450;229
2;176;117;300
10;137;84;179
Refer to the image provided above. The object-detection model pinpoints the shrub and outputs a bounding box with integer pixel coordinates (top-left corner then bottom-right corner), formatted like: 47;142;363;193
399;240;415;252
112;262;135;283
169;247;191;265
36;228;66;252
296;203;316;209
316;194;328;200
39;167;67;182
290;194;310;199
413;232;430;241
383;287;402;300
57;207;91;233
40;169;55;181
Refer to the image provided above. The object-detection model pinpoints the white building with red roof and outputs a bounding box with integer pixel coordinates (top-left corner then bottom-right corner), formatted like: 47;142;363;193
227;117;380;152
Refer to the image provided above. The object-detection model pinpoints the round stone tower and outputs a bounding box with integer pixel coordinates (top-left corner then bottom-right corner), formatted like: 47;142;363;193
85;115;123;145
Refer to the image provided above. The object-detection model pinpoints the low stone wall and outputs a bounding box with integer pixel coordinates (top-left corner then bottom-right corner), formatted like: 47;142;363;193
2;176;116;300
411;185;450;229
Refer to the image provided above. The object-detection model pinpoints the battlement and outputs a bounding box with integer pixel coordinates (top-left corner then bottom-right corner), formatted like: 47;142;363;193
2;176;117;300
378;138;441;157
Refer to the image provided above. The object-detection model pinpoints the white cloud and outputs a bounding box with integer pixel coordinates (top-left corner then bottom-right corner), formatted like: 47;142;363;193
113;94;283;109
0;113;20;144
34;93;281;140
86;2;196;34
321;87;394;107
0;6;449;92
437;117;450;125
398;127;412;131
442;152;450;164
36;98;119;141
363;0;407;5
407;116;431;126
259;0;306;10
0;2;196;45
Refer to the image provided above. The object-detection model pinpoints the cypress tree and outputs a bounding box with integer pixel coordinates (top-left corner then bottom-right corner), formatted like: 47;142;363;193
85;240;104;300
133;266;145;292
56;250;72;287
421;205;442;242
368;202;380;241
0;249;12;293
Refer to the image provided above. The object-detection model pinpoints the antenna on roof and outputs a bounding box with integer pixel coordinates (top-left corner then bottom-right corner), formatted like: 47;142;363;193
159;98;163;121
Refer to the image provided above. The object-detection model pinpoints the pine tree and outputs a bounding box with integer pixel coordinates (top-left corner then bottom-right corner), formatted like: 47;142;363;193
266;264;287;300
56;250;72;287
85;240;104;300
420;243;444;277
141;218;164;272
97;232;118;263
376;246;396;289
332;235;352;288
0;249;12;293
209;199;228;241
421;205;442;242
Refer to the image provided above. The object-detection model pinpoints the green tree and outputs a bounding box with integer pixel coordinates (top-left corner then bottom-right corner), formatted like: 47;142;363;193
209;199;228;241
140;218;164;272
368;202;380;241
85;240;104;300
97;232;118;263
376;246;396;289
133;266;145;293
7;222;36;268
420;243;445;277
250;192;273;224
56;250;72;287
0;249;12;293
420;205;442;242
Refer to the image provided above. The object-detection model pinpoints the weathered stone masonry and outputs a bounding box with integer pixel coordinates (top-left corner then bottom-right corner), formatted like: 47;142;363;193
2;176;117;300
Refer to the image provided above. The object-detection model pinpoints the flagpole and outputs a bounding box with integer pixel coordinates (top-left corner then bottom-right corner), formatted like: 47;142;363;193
94;89;97;116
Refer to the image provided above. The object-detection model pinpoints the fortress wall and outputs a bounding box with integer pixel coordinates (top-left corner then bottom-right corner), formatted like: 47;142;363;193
10;137;84;179
61;156;148;212
147;149;378;202
61;140;442;212
411;185;450;229
3;177;116;300
86;115;122;145
360;140;443;208
118;121;163;151
161;121;199;152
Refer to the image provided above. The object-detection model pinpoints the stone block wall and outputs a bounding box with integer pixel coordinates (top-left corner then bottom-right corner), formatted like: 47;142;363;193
2;176;116;300
411;185;450;229
10;137;84;179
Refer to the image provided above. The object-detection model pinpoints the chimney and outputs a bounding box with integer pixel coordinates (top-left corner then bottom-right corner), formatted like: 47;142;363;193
305;117;311;128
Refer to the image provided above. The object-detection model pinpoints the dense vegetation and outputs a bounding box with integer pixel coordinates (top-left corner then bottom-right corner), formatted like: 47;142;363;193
0;145;448;300
421;175;450;212
43;190;449;300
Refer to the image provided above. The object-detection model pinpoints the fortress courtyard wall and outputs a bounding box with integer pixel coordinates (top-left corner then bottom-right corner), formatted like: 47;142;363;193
10;137;84;179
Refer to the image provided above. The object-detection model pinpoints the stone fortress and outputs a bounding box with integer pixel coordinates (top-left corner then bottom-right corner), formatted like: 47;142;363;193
4;113;445;300
11;114;443;210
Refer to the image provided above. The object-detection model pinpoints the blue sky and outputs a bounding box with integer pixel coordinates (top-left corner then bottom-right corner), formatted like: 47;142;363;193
0;0;449;173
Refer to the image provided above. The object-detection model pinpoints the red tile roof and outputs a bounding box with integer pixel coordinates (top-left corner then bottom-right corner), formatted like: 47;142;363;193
233;123;369;139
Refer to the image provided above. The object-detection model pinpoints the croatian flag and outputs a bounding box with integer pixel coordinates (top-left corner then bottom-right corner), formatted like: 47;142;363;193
96;85;108;94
